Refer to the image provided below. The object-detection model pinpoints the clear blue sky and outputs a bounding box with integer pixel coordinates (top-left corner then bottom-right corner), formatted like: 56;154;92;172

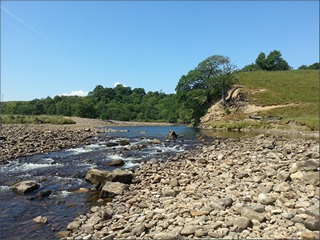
1;1;319;101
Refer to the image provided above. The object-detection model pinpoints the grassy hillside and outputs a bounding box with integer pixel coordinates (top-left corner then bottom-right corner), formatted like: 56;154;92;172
211;70;319;131
237;70;319;131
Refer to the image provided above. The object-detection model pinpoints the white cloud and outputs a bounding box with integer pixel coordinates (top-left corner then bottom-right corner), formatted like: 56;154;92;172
61;90;89;97
114;82;127;88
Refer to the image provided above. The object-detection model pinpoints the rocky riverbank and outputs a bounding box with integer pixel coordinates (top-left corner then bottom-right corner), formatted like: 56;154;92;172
0;118;174;163
59;134;319;239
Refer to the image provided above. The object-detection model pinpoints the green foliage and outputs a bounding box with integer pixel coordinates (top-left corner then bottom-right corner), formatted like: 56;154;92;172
298;62;319;70
175;55;238;125
1;85;181;123
242;50;291;71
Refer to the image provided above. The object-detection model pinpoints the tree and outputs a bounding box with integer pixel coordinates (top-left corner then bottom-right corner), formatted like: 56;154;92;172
176;55;238;125
265;50;291;71
255;52;266;70
298;62;319;70
242;50;291;71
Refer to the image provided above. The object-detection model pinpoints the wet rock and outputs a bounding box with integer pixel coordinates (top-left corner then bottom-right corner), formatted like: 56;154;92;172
85;169;111;189
118;140;130;146
106;142;119;147
37;190;52;199
12;180;39;194
166;130;178;141
33;216;48;224
108;159;125;166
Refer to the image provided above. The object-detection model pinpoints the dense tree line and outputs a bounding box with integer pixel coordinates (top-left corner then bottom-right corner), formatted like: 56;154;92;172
1;51;318;126
241;50;292;71
2;85;182;123
298;62;319;70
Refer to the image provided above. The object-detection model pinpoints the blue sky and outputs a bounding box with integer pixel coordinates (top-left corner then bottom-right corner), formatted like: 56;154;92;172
1;1;319;101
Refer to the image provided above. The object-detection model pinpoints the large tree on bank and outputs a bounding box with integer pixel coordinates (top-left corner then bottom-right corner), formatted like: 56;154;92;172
175;55;238;125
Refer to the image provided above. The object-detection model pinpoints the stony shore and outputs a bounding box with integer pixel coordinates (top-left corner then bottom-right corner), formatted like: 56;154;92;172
0;117;174;162
59;134;319;240
1;118;319;239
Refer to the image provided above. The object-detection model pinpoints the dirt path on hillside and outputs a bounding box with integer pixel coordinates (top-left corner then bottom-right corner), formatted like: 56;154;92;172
243;103;298;114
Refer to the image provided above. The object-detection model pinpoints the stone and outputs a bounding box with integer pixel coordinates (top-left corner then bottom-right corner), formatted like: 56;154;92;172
258;193;276;205
178;178;190;185
108;159;125;166
233;216;252;231
169;178;179;187
277;170;291;181
67;221;82;230
33;216;48;224
132;225;145;236
166;130;178;141
100;182;128;198
108;168;134;184
162;188;176;197
181;225;198;235
304;159;319;171
290;171;304;179
300;231;316;239
273;182;291;192
281;212;294;220
194;229;208;237
55;231;70;238
106;142;119;147
190;211;209;217
303;172;319;186
12;180;39;194
118;139;130;146
85;169;111;189
153;232;182;240
35;190;52;199
304;217;320;231
241;207;266;222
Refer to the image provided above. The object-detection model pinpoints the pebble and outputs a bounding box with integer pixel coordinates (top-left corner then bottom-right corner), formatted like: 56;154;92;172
60;135;319;239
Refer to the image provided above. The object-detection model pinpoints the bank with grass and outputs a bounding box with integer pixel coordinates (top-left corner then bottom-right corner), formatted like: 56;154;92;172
200;70;319;133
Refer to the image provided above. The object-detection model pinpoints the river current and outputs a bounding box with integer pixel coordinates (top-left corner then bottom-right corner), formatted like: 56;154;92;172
0;125;213;240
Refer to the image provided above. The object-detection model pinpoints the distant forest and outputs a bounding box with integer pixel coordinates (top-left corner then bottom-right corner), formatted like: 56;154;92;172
2;51;319;126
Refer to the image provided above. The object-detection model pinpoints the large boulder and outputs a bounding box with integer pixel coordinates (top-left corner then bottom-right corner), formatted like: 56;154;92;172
85;169;134;189
12;180;39;194
108;168;133;184
85;169;111;190
100;182;128;198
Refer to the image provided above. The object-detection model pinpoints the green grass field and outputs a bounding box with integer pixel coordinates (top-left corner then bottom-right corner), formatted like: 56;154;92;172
0;115;76;124
210;70;319;131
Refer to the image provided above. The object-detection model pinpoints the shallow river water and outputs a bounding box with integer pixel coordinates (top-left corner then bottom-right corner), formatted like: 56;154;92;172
0;126;213;240
2;124;310;239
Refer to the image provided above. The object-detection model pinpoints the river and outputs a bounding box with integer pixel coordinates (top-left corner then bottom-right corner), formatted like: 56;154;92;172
0;125;216;240
1;124;315;239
